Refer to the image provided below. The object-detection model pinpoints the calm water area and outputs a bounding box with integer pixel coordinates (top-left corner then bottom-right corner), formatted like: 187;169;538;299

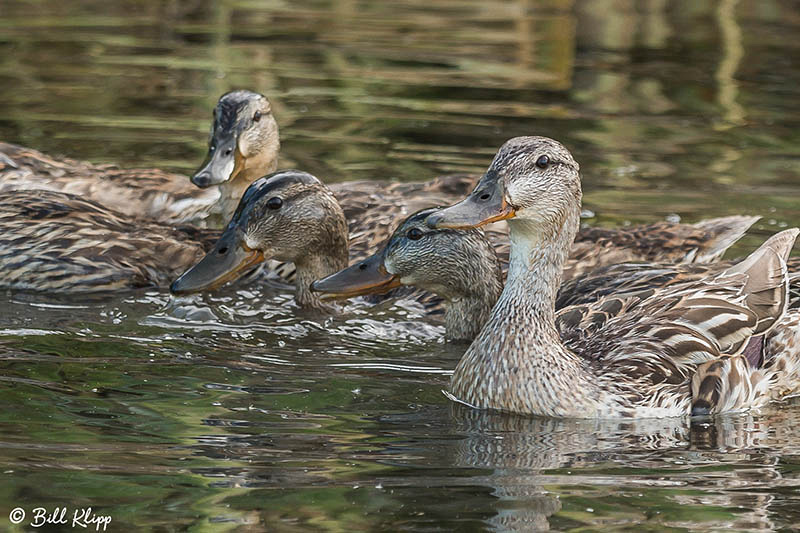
1;0;800;530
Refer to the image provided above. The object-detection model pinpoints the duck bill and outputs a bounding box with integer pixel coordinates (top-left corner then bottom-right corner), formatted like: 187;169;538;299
426;172;515;230
191;137;243;188
310;254;401;300
170;227;264;294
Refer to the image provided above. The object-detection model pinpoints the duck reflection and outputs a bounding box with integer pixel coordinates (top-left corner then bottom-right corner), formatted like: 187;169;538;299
181;400;800;531
447;406;687;531
446;405;800;531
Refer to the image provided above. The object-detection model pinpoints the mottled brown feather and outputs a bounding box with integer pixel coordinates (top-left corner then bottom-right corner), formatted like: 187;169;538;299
0;142;217;225
0;190;220;292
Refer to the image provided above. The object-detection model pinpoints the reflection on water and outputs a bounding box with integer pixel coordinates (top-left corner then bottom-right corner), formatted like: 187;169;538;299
2;0;800;530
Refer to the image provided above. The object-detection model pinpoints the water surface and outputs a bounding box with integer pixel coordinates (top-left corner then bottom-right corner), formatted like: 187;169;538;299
2;0;800;530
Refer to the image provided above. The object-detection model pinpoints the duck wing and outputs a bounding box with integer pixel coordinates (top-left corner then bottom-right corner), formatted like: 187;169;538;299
558;254;800;312
564;216;760;280
0;142;216;225
556;262;721;309
0;190;214;292
483;216;757;288
556;229;797;416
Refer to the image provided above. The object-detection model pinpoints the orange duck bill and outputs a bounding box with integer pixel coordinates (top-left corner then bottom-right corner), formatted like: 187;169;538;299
425;170;515;230
170;226;264;295
310;253;401;300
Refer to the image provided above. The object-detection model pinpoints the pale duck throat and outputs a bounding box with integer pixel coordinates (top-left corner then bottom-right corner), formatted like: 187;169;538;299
449;210;602;417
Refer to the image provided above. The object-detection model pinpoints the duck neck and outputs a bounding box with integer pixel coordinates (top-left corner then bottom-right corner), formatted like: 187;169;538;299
450;208;600;417
294;219;350;312
219;157;279;222
294;253;348;311
444;251;504;342
505;216;574;318
445;289;499;342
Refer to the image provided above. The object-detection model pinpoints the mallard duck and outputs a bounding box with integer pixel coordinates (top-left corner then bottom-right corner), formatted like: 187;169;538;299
311;207;505;339
424;136;800;418
169;170;475;310
0;91;482;246
0;190;220;292
0;90;280;225
312;208;763;340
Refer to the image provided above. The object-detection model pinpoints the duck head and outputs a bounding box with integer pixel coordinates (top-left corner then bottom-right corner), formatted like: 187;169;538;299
313;208;499;300
311;208;504;340
172;170;348;305
192;90;280;190
426;136;580;236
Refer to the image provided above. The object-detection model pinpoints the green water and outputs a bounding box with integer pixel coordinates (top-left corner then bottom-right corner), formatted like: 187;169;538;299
2;0;800;530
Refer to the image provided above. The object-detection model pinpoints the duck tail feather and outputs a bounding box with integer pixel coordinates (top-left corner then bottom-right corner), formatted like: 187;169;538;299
691;215;761;262
726;228;799;332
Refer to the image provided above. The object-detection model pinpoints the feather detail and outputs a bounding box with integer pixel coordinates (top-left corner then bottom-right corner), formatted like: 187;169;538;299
0;190;219;292
0;142;219;225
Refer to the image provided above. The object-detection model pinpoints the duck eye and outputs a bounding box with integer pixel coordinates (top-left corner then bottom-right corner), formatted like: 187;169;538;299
253;110;262;122
535;155;550;169
407;228;424;241
266;197;283;210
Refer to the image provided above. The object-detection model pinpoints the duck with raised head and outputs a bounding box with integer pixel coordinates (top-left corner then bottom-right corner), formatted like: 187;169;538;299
0;90;476;230
312;209;767;341
424;136;800;418
0;90;280;226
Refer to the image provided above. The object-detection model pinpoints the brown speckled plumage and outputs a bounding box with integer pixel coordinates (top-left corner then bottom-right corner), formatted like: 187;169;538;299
558;255;800;309
430;136;800;418
0;190;220;292
0;141;218;225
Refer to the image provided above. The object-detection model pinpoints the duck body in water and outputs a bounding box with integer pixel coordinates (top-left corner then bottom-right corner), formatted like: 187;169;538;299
0;166;474;294
425;136;800;418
